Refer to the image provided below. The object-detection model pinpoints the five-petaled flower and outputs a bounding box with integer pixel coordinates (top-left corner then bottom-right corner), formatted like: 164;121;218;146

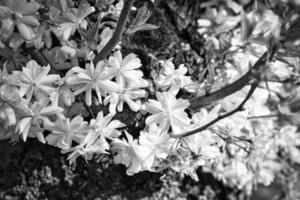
144;92;191;135
66;61;119;106
45;115;89;150
16;98;63;142
13;60;60;101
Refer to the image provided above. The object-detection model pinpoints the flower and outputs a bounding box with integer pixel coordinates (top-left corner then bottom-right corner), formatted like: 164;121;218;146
144;92;191;135
184;131;221;160
275;125;300;164
104;78;148;113
153;59;192;93
0;103;16;127
66;61;119;106
0;0;41;40
67;111;125;163
45;115;89;150
108;51;148;85
16;98;63;142
13;60;60;101
111;131;151;175
139;124;176;170
67;130;109;164
89;111;126;139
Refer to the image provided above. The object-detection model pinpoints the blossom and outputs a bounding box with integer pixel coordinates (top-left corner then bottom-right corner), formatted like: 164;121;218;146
0;0;41;40
67;130;109;164
26;125;46;143
16;98;63;142
89;111;126;139
144;92;191;135
13;60;60;101
111;131;150;175
0;103;16;127
108;51;147;84
45;115;89;150
67;112;125;163
275;125;300;164
66;61;119;106
184;130;221;160
153;59;192;93
104;78;148;113
139;124;176;170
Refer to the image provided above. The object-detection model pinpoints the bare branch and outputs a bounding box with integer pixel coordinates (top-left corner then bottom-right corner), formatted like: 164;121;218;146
171;40;280;138
93;0;135;65
170;83;258;138
188;44;278;110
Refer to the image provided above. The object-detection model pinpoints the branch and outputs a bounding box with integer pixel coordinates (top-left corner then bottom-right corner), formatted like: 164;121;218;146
170;83;258;138
188;44;278;110
247;114;279;119
93;0;134;65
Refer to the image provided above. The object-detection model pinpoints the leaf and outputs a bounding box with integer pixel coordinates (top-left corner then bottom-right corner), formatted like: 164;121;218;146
126;4;159;34
78;21;100;42
52;3;95;41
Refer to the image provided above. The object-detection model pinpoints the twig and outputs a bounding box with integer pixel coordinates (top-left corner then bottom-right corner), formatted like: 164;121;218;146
188;44;278;110
170;83;258;138
247;114;279;119
93;0;135;64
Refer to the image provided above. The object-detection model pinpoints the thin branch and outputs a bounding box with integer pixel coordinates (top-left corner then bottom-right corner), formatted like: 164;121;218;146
170;83;258;138
188;44;278;110
247;114;279;119
93;0;134;64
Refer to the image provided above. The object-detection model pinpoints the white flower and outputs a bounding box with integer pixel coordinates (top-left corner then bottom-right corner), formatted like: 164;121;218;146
104;78;148;113
16;98;63;142
66;61;119;106
184;130;221;160
45;115;89;150
108;51;148;85
67;130;109;164
275;125;300;164
89;111;126;139
66;112;125;163
144;92;190;135
139;124;176;170
153;59;192;93
13;60;60;101
111;131;151;175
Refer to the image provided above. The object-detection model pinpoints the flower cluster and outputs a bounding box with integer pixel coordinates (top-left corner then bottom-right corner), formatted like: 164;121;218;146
0;49;149;160
1;0;300;196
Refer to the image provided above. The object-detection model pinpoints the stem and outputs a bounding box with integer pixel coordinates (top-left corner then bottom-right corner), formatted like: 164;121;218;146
170;83;258;138
93;0;134;64
247;114;279;119
188;44;278;110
